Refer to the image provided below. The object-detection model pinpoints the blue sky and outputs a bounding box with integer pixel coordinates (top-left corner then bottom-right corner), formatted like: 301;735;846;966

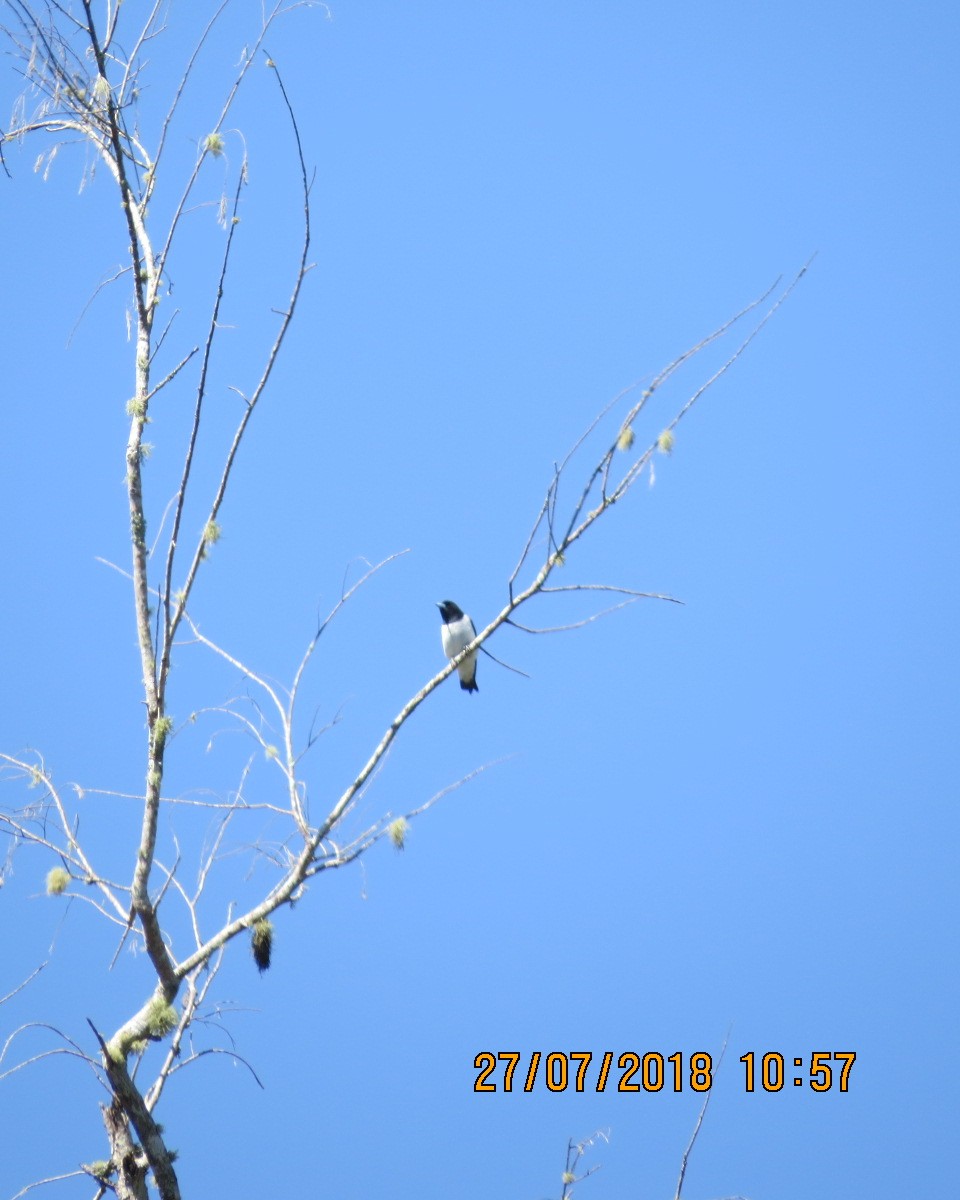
1;1;957;1197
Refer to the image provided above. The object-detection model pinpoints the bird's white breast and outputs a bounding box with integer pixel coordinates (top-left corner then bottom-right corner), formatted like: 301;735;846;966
441;615;475;657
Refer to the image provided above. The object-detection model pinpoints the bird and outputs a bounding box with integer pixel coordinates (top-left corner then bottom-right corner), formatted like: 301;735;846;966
437;600;479;693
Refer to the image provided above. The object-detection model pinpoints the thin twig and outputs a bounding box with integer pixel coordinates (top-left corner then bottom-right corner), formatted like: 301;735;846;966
9;1170;88;1200
674;1030;731;1200
0;963;47;1008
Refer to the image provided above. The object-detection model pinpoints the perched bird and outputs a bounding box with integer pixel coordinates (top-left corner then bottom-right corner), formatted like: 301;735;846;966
437;600;479;693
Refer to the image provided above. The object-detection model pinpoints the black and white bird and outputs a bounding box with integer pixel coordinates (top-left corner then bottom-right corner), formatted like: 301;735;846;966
437;600;479;693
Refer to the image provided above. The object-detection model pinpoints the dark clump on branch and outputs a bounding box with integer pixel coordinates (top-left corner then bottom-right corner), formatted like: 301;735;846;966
251;918;274;973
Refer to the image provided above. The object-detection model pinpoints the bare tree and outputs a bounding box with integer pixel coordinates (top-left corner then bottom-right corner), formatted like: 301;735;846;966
0;3;808;1197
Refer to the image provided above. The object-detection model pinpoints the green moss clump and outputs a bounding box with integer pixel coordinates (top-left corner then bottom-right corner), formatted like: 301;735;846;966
145;996;178;1040
46;867;70;895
